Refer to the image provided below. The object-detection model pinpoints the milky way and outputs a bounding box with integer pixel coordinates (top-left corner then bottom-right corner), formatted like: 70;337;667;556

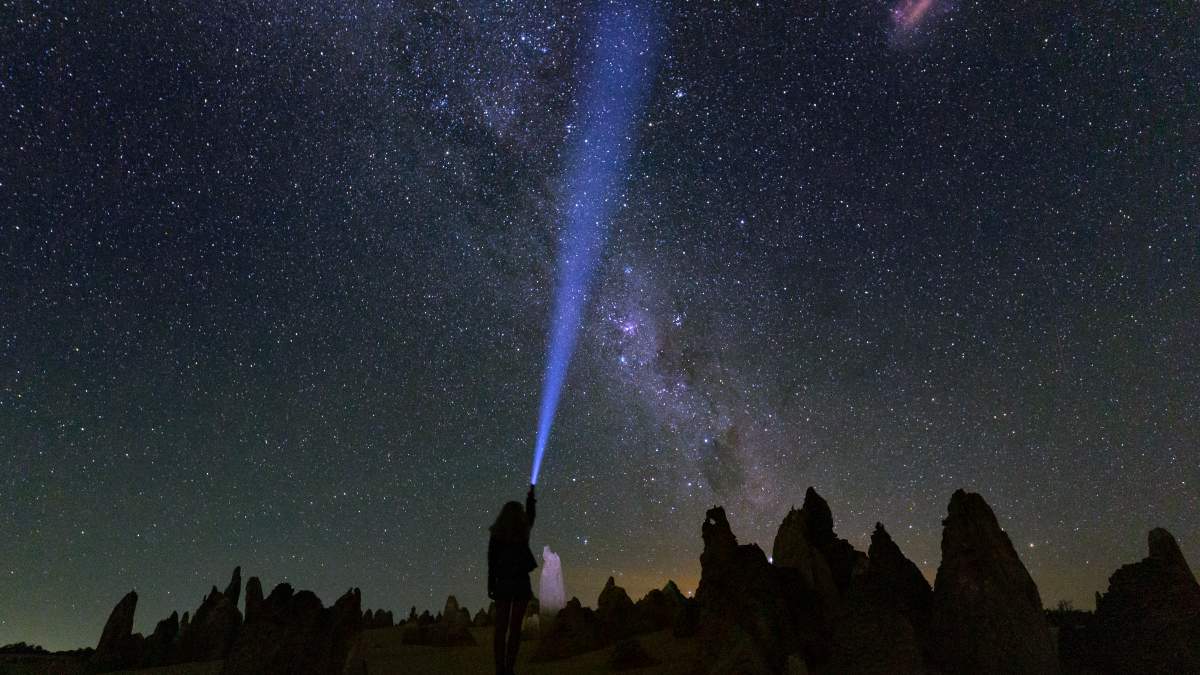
3;0;1198;651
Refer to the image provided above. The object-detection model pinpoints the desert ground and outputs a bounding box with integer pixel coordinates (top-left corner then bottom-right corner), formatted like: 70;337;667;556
1;626;698;675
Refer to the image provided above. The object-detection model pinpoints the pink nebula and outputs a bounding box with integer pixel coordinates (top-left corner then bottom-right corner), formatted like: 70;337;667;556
892;0;936;31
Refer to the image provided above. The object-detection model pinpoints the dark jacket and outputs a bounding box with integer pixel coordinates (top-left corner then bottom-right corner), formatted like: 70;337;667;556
487;491;538;601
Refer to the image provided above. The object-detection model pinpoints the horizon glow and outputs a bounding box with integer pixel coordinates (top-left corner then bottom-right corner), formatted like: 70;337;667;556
531;1;659;485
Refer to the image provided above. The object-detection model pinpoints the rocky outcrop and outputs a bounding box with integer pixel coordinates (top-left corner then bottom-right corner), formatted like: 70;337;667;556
224;566;242;607
1046;606;1092;673
1086;527;1200;674
772;506;839;612
533;597;604;661
400;596;475;646
221;584;363;675
328;588;365;665
521;612;541;640
823;523;932;675
362;609;394;629
141;611;179;667
91;590;143;671
784;488;867;596
928;489;1058;675
0;642;51;655
597;577;639;642
175;583;243;662
244;577;264;622
442;595;462;622
696;506;828;674
861;523;932;622
86;567;371;672
634;582;687;633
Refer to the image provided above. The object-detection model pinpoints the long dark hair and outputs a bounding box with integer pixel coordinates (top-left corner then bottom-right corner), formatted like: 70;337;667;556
489;501;530;544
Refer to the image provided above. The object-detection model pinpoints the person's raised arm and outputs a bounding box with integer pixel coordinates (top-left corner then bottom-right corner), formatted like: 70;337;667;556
526;485;537;529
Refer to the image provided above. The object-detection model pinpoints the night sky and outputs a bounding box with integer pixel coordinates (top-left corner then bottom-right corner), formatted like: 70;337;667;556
3;0;1198;652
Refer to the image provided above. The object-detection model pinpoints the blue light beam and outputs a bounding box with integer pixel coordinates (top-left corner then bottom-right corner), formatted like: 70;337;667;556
531;2;659;485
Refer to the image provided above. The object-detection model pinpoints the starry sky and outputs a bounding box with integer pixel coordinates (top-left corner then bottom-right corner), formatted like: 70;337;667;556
3;0;1198;652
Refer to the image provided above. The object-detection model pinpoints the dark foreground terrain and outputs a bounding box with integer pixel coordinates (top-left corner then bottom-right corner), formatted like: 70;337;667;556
5;487;1197;675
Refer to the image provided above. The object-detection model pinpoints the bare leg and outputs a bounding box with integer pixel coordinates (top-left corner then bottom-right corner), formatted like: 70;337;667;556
493;599;512;675
505;598;529;674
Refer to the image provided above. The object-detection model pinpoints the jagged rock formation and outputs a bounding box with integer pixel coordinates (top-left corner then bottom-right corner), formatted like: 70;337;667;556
442;595;462;621
597;576;639;642
861;523;932;624
400;595;475;646
446;595;472;631
521;612;541;640
928;489;1058;675
1085;527;1200;674
533;596;604;661
362;609;394;629
244;576;264;623
772;504;839;613
825;524;930;675
696;506;828;675
634;580;689;633
1045;606;1092;673
91;590;143;670
175;581;242;663
221;584;363;675
223;566;242;607
88;569;362;674
521;597;543;639
79;489;1197;675
0;642;52;655
535;577;696;661
141;611;179;667
784;488;867;597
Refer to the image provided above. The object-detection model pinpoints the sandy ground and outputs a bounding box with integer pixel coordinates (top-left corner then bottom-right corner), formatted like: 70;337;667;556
359;626;702;675
0;654;95;675
2;627;700;674
0;656;220;675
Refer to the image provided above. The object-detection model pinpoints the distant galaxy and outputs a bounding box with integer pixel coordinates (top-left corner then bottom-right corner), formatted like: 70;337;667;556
890;0;952;46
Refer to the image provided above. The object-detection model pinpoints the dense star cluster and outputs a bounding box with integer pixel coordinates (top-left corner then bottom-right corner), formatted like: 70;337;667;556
2;0;1197;652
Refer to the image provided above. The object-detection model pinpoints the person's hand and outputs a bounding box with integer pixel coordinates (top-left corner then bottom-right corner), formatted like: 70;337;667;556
527;484;536;500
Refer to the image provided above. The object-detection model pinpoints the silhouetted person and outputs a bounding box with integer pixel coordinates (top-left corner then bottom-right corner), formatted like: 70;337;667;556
488;485;537;675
